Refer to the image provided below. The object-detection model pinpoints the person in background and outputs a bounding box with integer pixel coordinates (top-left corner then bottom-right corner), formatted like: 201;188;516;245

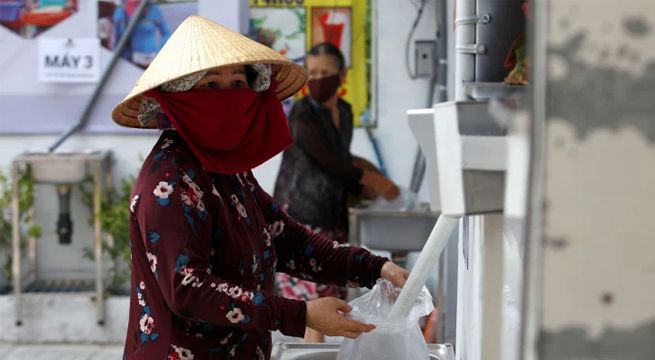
274;42;400;343
113;0;171;68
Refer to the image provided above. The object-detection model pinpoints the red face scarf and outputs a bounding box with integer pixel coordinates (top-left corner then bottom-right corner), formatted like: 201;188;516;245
146;83;293;174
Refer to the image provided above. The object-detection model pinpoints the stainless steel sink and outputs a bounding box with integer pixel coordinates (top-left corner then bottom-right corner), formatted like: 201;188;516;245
16;150;106;184
273;342;455;360
349;208;439;252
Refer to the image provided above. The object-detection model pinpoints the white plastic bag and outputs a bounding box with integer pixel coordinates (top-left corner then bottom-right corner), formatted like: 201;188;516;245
337;279;434;360
367;186;419;212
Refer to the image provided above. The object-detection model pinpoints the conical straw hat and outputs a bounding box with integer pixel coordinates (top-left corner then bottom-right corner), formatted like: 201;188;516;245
112;15;307;128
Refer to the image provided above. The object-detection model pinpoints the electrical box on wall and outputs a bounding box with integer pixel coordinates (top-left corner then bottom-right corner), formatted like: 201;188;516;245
415;40;437;78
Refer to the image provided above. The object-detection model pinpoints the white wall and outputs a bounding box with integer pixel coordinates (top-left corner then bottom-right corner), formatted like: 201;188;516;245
370;0;437;194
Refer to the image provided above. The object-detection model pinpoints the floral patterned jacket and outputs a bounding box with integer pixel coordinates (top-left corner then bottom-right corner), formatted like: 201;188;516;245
123;130;388;360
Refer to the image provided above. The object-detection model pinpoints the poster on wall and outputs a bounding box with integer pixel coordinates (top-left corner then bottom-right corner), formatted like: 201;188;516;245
249;0;368;124
37;38;101;83
310;7;351;67
0;0;79;39
250;7;306;63
97;0;197;69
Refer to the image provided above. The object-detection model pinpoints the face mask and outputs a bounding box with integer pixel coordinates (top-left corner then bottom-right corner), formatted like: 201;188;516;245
307;73;341;103
146;83;293;174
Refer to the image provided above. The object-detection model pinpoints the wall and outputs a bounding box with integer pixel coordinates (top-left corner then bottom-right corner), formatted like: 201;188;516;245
525;0;655;358
369;0;437;195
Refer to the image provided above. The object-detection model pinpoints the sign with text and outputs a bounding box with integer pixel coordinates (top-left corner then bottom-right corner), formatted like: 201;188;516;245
38;38;101;83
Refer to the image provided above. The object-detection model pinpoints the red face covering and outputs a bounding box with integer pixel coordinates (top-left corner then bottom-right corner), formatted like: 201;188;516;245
146;84;293;174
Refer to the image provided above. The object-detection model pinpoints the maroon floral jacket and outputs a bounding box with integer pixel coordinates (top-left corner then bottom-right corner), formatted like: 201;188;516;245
123;130;388;360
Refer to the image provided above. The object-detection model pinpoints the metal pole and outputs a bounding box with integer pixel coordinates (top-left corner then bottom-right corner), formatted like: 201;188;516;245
434;0;453;341
453;0;477;356
93;161;105;325
48;0;150;153
436;0;449;103
455;0;477;100
27;206;36;284
11;161;22;326
521;0;547;358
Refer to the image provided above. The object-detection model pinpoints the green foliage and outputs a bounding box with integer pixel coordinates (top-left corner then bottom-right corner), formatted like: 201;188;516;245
80;173;136;294
288;8;306;38
0;166;42;282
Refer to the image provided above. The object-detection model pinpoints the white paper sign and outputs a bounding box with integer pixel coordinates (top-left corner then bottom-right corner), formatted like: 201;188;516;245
38;38;100;83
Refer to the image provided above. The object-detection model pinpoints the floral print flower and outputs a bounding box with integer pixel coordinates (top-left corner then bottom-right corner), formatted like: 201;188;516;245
148;232;160;244
180;175;207;216
196;200;206;212
256;346;265;360
332;241;350;249
137;292;146;307
240;172;256;192
190;182;203;197
240;292;253;303
174;254;189;273
309;258;323;272
161;138;174;149
263;229;272;247
146;252;158;274
182;173;204;199
135;285;160;344
180;268;202;288
230;194;248;219
169;345;194;360
153;181;174;206
139;313;155;335
267;220;285;238
219;332;233;345
251;254;258;273
180;191;192;206
211;185;222;199
228;286;243;298
130;195;140;213
226;307;245;324
182;174;193;185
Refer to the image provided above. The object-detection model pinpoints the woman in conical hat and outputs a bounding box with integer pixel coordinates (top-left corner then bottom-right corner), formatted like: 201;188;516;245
113;16;408;360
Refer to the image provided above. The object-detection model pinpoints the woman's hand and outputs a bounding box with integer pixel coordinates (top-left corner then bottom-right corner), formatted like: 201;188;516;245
306;297;375;339
360;171;400;200
380;261;410;288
